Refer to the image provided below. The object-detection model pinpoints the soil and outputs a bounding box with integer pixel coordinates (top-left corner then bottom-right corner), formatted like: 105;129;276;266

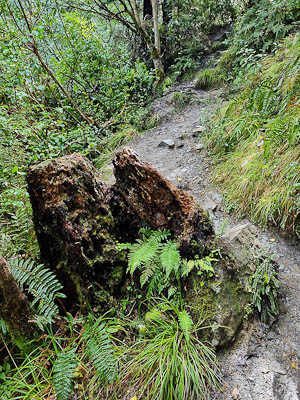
105;81;300;399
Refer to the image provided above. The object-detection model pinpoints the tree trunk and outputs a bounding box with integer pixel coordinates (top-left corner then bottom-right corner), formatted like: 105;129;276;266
0;256;36;340
151;0;165;84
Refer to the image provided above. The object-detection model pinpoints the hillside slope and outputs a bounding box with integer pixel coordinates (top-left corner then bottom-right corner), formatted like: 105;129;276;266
208;33;300;236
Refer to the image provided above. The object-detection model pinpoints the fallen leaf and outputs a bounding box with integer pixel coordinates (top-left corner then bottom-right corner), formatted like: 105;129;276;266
291;362;298;370
232;385;240;399
269;238;276;242
130;396;137;400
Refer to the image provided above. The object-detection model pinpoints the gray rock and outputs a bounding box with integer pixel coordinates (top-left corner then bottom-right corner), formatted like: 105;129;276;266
193;125;206;134
200;195;218;212
158;139;175;149
195;143;205;151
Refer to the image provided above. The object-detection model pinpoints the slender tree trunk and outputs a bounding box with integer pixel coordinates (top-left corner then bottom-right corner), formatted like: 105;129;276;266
151;0;165;84
0;256;36;340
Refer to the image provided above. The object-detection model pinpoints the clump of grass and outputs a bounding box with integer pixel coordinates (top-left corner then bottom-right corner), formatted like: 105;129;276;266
207;33;300;236
94;125;137;169
171;92;193;109
118;299;221;400
194;67;226;90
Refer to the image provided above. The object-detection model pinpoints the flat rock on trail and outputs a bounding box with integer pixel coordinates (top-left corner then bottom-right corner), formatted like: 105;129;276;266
108;82;300;399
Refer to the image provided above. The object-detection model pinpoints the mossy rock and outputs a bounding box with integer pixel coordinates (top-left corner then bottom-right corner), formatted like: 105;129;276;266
185;259;252;347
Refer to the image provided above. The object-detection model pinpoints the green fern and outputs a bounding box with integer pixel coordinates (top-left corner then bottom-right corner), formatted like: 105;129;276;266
7;257;66;328
128;240;160;275
178;310;193;343
160;241;181;278
83;318;117;384
53;349;77;400
140;263;156;288
147;268;166;298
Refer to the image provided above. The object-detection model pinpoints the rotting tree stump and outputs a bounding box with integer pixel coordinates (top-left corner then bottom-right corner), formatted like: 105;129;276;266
27;148;212;310
26;148;258;347
113;147;213;256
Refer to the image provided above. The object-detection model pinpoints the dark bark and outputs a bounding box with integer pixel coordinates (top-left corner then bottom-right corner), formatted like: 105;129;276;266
0;256;36;339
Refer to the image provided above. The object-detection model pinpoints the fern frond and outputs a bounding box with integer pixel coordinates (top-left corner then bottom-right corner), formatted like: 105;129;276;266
139;227;170;242
128;240;160;275
140;263;157;288
160;241;181;278
7;257;66;327
147;268;165;297
53;348;77;400
181;259;196;277
83;318;117;384
167;286;177;299
145;308;162;323
178;310;193;343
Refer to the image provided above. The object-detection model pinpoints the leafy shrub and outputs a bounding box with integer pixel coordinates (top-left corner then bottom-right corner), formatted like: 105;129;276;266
223;0;300;75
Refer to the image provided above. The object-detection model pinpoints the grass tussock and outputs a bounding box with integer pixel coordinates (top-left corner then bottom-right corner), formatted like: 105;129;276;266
207;33;300;236
194;67;226;90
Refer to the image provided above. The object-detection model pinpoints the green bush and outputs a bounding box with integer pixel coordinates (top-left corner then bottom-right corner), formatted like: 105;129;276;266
223;0;300;76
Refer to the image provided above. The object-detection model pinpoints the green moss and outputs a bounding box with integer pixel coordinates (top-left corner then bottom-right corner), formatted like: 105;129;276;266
185;266;252;346
108;265;125;289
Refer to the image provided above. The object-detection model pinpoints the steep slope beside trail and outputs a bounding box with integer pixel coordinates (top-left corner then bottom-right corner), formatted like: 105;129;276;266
120;83;300;399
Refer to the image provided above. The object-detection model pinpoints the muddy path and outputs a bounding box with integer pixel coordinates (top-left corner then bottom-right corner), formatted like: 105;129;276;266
108;82;300;399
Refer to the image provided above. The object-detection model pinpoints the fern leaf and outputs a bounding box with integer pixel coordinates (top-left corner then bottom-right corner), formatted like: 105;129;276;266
160;241;181;278
53;348;77;400
145;308;162;323
178;310;193;343
83;318;117;384
167;286;177;299
128;240;160;275
140;263;156;288
147;268;165;297
7;257;66;327
181;259;196;277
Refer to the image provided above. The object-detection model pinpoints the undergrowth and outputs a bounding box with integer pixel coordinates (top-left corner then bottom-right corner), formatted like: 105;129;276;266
207;33;300;236
117;299;221;400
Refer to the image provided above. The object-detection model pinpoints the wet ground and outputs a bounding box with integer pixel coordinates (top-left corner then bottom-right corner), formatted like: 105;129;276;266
108;82;300;399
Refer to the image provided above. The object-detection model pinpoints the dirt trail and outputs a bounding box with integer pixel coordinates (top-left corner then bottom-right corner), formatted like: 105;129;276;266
121;83;300;399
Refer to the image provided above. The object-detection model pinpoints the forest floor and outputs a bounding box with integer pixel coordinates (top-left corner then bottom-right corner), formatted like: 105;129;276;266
105;82;300;399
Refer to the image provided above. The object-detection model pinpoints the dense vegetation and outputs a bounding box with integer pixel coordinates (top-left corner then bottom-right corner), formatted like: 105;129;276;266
0;0;296;398
206;0;300;236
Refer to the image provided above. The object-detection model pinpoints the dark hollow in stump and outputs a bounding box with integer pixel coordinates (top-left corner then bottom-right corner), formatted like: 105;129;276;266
26;148;213;310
